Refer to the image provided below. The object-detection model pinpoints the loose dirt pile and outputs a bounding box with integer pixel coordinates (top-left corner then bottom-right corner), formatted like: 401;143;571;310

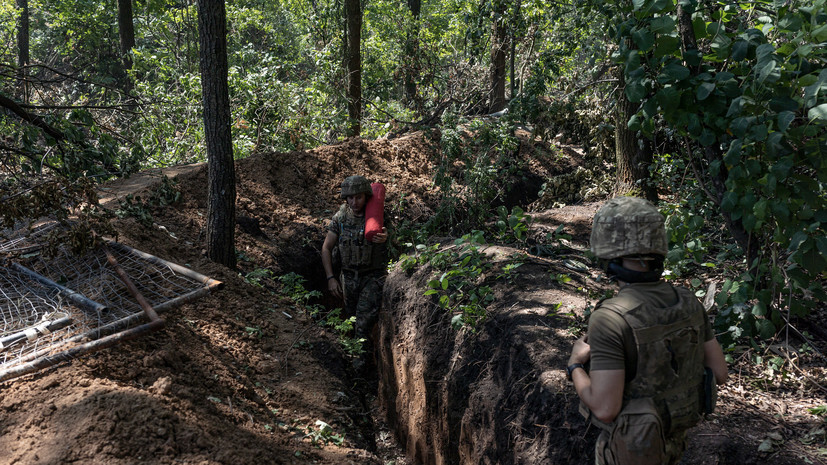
1;130;825;465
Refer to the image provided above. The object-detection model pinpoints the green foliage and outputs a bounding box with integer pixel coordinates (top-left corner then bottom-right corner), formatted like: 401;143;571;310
610;0;827;346
113;176;180;227
322;308;364;356
244;268;276;288
406;231;495;330
305;420;346;447
426;118;523;236
277;272;323;316
495;205;532;243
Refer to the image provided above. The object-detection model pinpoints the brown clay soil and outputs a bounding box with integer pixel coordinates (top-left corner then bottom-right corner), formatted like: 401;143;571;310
1;130;826;465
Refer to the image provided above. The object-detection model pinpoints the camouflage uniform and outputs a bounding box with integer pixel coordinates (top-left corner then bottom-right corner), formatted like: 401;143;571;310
587;282;713;465
582;197;716;465
327;203;388;359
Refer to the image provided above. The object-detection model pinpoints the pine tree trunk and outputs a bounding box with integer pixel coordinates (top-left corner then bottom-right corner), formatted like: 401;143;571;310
489;17;507;113
403;0;421;109
345;0;362;136
117;0;135;72
614;67;656;201
197;0;236;268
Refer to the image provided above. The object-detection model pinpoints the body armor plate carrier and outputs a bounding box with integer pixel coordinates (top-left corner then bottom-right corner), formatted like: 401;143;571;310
593;285;708;436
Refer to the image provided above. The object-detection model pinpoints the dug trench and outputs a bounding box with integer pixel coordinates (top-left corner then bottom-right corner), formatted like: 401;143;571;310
3;133;822;464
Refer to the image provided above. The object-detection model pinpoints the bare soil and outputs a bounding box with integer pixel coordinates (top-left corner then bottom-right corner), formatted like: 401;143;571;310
2;130;825;465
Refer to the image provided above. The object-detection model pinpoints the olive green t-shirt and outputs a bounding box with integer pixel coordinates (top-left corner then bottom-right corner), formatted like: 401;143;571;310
587;281;714;381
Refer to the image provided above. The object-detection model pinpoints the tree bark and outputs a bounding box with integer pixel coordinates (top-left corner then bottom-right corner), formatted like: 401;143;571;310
0;93;65;142
614;64;656;201
16;0;29;103
403;0;421;109
509;0;521;100
197;0;236;269
345;0;362;136
117;0;135;71
489;12;507;113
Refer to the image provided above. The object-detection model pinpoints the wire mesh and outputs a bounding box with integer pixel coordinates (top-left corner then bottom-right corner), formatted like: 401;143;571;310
0;222;221;382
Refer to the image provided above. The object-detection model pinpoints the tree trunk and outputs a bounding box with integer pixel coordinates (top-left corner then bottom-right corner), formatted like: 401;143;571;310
403;0;421;109
614;66;656;201
197;0;236;269
509;0;521;100
345;0;362;136
16;0;29;103
489;15;507;113
117;0;135;70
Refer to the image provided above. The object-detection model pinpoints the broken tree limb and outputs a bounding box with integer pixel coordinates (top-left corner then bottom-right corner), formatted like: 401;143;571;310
0;92;65;141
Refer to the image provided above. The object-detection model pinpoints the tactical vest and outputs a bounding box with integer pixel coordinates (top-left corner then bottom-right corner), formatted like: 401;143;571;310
595;284;707;435
334;205;386;272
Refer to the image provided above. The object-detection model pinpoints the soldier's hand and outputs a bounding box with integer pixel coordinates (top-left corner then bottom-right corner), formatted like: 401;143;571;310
328;277;342;298
372;227;388;244
569;335;591;366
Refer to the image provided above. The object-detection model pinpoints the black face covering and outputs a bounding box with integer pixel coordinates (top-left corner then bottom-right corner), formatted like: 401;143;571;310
606;259;663;283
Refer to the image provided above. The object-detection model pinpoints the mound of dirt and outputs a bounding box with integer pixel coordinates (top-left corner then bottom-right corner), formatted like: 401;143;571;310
2;129;824;465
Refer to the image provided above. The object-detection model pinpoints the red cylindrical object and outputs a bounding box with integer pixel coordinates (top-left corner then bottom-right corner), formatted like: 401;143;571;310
364;183;385;241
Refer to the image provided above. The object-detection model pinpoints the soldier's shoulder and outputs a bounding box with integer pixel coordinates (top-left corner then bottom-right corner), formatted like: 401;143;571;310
332;204;350;222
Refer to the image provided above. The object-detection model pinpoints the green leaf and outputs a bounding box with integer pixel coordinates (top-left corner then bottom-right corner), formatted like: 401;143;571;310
657;86;681;109
778;13;802;32
756;319;776;340
721;191;738;212
633;28;656;51
769;97;799;113
752;302;767;317
755;43;775;63
753;199;768;220
731;40;749;61
813;24;827;42
757;59;776;84
808;104;827;122
778;111;795;132
696;82;716;100
658;63;690;83
626;82;648;102
730;118;750;137
650;16;676;34
726;97;744;117
789;231;807;252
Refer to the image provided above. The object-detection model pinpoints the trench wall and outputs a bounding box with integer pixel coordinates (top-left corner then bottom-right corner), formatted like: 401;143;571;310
377;257;598;465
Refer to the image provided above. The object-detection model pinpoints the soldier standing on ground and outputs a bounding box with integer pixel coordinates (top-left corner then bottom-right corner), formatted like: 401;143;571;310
321;175;389;372
567;196;728;465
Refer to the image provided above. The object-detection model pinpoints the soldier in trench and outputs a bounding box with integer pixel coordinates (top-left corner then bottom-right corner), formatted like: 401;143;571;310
321;175;389;373
566;196;728;465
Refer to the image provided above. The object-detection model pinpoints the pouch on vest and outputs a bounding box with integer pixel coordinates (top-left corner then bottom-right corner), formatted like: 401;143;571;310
606;397;667;465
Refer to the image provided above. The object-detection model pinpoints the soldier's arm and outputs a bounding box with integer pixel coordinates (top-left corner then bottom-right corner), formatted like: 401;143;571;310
569;336;624;423
703;339;728;385
321;231;342;297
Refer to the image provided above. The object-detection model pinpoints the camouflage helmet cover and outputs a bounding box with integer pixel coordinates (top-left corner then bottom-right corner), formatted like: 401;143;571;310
590;196;668;259
340;175;373;198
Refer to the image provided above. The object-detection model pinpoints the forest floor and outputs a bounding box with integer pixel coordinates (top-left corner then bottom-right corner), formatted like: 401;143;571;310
1;129;826;464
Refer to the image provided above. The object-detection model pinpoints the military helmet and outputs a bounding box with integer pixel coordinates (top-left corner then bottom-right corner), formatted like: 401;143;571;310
340;175;372;198
590;196;668;260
